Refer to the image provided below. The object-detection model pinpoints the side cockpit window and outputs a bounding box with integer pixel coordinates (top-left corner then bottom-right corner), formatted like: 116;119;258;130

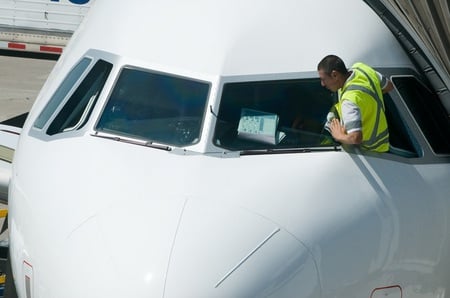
47;60;112;135
34;58;113;135
96;68;210;147
34;57;92;129
213;78;336;151
382;91;419;157
393;76;450;155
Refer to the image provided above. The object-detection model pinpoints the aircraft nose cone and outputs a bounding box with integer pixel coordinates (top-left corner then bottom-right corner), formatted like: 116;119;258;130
57;195;187;298
60;197;320;298
164;199;321;297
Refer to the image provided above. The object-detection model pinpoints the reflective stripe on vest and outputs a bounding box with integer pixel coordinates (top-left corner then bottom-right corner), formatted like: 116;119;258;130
339;63;389;152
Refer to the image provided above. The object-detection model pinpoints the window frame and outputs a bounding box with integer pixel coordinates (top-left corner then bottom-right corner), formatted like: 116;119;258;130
211;69;450;164
30;55;114;139
212;75;338;152
46;59;113;136
33;57;93;130
360;67;450;163
391;75;450;156
94;65;211;147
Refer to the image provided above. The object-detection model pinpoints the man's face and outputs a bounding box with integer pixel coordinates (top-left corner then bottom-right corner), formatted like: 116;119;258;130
318;69;340;92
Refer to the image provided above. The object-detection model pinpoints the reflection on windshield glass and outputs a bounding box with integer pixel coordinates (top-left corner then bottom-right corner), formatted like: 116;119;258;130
96;67;210;146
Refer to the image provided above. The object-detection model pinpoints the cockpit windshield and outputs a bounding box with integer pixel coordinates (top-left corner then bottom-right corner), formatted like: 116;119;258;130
213;78;337;151
96;67;210;147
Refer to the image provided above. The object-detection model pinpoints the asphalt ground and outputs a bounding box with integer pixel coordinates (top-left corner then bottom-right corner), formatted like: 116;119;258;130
0;52;56;269
0;51;57;122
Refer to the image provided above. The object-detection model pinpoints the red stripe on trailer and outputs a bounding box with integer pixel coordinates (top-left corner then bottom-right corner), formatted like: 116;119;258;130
8;42;26;50
40;45;63;53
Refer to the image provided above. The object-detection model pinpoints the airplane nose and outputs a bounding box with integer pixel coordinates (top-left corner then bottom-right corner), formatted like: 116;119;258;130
41;195;188;298
163;198;321;297
49;197;320;298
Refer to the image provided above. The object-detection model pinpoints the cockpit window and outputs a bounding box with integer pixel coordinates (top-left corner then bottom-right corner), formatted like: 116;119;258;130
393;76;450;154
34;57;92;129
213;78;336;150
46;59;112;135
96;67;210;147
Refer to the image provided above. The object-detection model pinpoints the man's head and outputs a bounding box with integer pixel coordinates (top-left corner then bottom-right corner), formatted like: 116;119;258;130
317;55;349;92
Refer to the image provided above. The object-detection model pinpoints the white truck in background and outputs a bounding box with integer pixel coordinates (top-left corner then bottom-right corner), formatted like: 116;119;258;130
0;0;93;55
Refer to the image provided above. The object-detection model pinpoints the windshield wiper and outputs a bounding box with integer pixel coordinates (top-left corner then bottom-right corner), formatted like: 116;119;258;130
240;146;340;156
92;132;172;151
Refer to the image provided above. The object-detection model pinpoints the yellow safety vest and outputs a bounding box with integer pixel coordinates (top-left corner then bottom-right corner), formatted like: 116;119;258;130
336;62;389;152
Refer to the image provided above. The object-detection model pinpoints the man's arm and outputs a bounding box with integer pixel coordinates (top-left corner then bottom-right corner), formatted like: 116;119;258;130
382;79;394;94
377;71;394;94
329;118;363;145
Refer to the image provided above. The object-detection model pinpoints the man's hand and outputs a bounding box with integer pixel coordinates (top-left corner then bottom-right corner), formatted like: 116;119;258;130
329;118;362;145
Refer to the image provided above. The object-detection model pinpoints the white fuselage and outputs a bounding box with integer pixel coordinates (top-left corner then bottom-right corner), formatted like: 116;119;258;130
7;0;450;297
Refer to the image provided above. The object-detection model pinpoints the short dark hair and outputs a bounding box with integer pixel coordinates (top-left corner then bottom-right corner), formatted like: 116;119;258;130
317;55;348;75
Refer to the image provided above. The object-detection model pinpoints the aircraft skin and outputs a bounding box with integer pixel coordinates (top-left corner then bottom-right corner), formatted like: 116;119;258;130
3;0;450;297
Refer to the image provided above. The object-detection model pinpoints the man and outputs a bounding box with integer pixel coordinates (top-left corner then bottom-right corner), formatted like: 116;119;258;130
318;55;394;152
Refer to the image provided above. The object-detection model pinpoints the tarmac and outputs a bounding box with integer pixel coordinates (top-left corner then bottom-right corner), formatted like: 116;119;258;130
0;53;56;246
0;53;56;122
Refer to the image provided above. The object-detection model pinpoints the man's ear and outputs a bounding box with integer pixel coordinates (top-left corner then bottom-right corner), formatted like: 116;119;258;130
331;70;338;79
